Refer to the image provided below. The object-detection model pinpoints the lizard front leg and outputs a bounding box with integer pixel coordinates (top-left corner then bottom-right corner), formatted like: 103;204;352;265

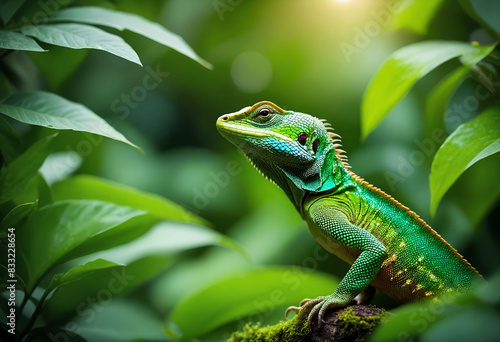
290;204;387;326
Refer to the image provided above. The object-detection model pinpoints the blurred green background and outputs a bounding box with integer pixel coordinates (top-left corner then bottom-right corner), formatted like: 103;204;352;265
3;0;500;340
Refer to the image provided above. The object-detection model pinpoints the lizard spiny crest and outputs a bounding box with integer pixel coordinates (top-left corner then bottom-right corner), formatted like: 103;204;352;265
320;118;351;170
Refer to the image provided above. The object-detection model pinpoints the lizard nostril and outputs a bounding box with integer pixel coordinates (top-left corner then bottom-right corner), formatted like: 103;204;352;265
221;115;229;121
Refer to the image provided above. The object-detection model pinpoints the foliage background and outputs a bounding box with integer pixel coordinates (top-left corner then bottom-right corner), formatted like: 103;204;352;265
1;0;500;341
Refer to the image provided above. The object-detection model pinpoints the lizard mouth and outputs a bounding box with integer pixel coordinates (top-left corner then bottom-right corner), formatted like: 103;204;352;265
216;116;295;143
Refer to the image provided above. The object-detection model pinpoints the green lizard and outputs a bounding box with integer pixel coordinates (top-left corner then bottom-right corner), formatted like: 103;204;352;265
216;101;481;326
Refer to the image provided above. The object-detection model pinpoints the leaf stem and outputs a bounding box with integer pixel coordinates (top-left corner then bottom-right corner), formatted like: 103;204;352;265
17;288;51;341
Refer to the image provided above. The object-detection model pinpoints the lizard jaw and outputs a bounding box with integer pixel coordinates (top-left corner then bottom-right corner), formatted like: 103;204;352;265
216;115;295;143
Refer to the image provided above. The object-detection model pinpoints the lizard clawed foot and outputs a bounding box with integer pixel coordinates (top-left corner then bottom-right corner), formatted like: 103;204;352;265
285;297;329;326
285;297;320;318
285;295;350;328
286;295;348;327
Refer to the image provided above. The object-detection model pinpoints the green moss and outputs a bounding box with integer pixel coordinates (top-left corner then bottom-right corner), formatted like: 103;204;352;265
337;306;388;336
227;312;310;342
227;306;389;341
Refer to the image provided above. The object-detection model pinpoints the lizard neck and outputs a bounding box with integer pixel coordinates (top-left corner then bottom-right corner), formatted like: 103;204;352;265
249;147;347;215
248;157;307;212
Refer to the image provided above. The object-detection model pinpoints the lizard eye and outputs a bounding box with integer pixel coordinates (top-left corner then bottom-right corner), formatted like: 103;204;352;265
298;132;307;145
258;108;271;117
312;139;319;153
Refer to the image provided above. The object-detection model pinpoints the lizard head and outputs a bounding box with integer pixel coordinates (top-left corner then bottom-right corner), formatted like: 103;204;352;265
216;101;348;196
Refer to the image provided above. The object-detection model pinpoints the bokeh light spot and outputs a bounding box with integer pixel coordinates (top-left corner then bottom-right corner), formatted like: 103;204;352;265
231;51;273;93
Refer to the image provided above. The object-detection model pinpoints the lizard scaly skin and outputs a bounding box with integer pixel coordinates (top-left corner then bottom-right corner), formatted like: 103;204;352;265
216;101;480;326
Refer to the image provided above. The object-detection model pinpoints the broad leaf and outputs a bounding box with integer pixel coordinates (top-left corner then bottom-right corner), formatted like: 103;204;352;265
170;267;339;337
0;91;139;149
37;172;53;208
39;152;82;186
424;67;469;134
120;255;175;293
42;255;173;325
52;175;208;226
17;199;148;290
0;202;36;231
47;258;122;293
370;298;448;341
0;30;45;52
0;134;56;204
50;6;212;69
464;0;500;37
361;41;493;138
74;300;167;342
22;23;141;65
393;0;445;35
84;221;246;265
421;308;500;342
370;288;499;342
10;172;53;208
460;43;496;67
430;106;500;214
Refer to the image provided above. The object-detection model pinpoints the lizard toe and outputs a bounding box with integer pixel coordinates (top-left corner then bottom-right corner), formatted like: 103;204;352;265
299;298;312;307
285;306;301;318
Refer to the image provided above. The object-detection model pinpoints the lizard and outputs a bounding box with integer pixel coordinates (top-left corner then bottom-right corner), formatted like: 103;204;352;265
216;101;481;326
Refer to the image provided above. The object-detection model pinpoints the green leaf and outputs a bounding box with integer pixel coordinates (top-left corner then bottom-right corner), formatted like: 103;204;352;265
424;66;469;134
0;134;56;204
393;0;446;35
0;30;46;52
465;0;500;37
361;41;492;139
119;254;175;292
17;199;148;290
87;221;246;265
47;258;122;293
421;308;500;342
39;152;82;186
460;43;497;67
72;300;167;342
52;175;208;226
0;91;139;149
0;202;36;231
370;289;498;342
170;267;339;337
21;23;141;66
42;255;173;325
49;6;212;69
10;172;52;207
430;106;500;214
370;298;447;341
36;172;53;207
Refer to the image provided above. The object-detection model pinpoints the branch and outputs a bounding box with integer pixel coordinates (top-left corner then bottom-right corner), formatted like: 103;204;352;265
228;305;388;342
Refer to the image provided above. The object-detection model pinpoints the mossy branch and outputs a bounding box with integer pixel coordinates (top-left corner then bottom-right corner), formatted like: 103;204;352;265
228;305;389;342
